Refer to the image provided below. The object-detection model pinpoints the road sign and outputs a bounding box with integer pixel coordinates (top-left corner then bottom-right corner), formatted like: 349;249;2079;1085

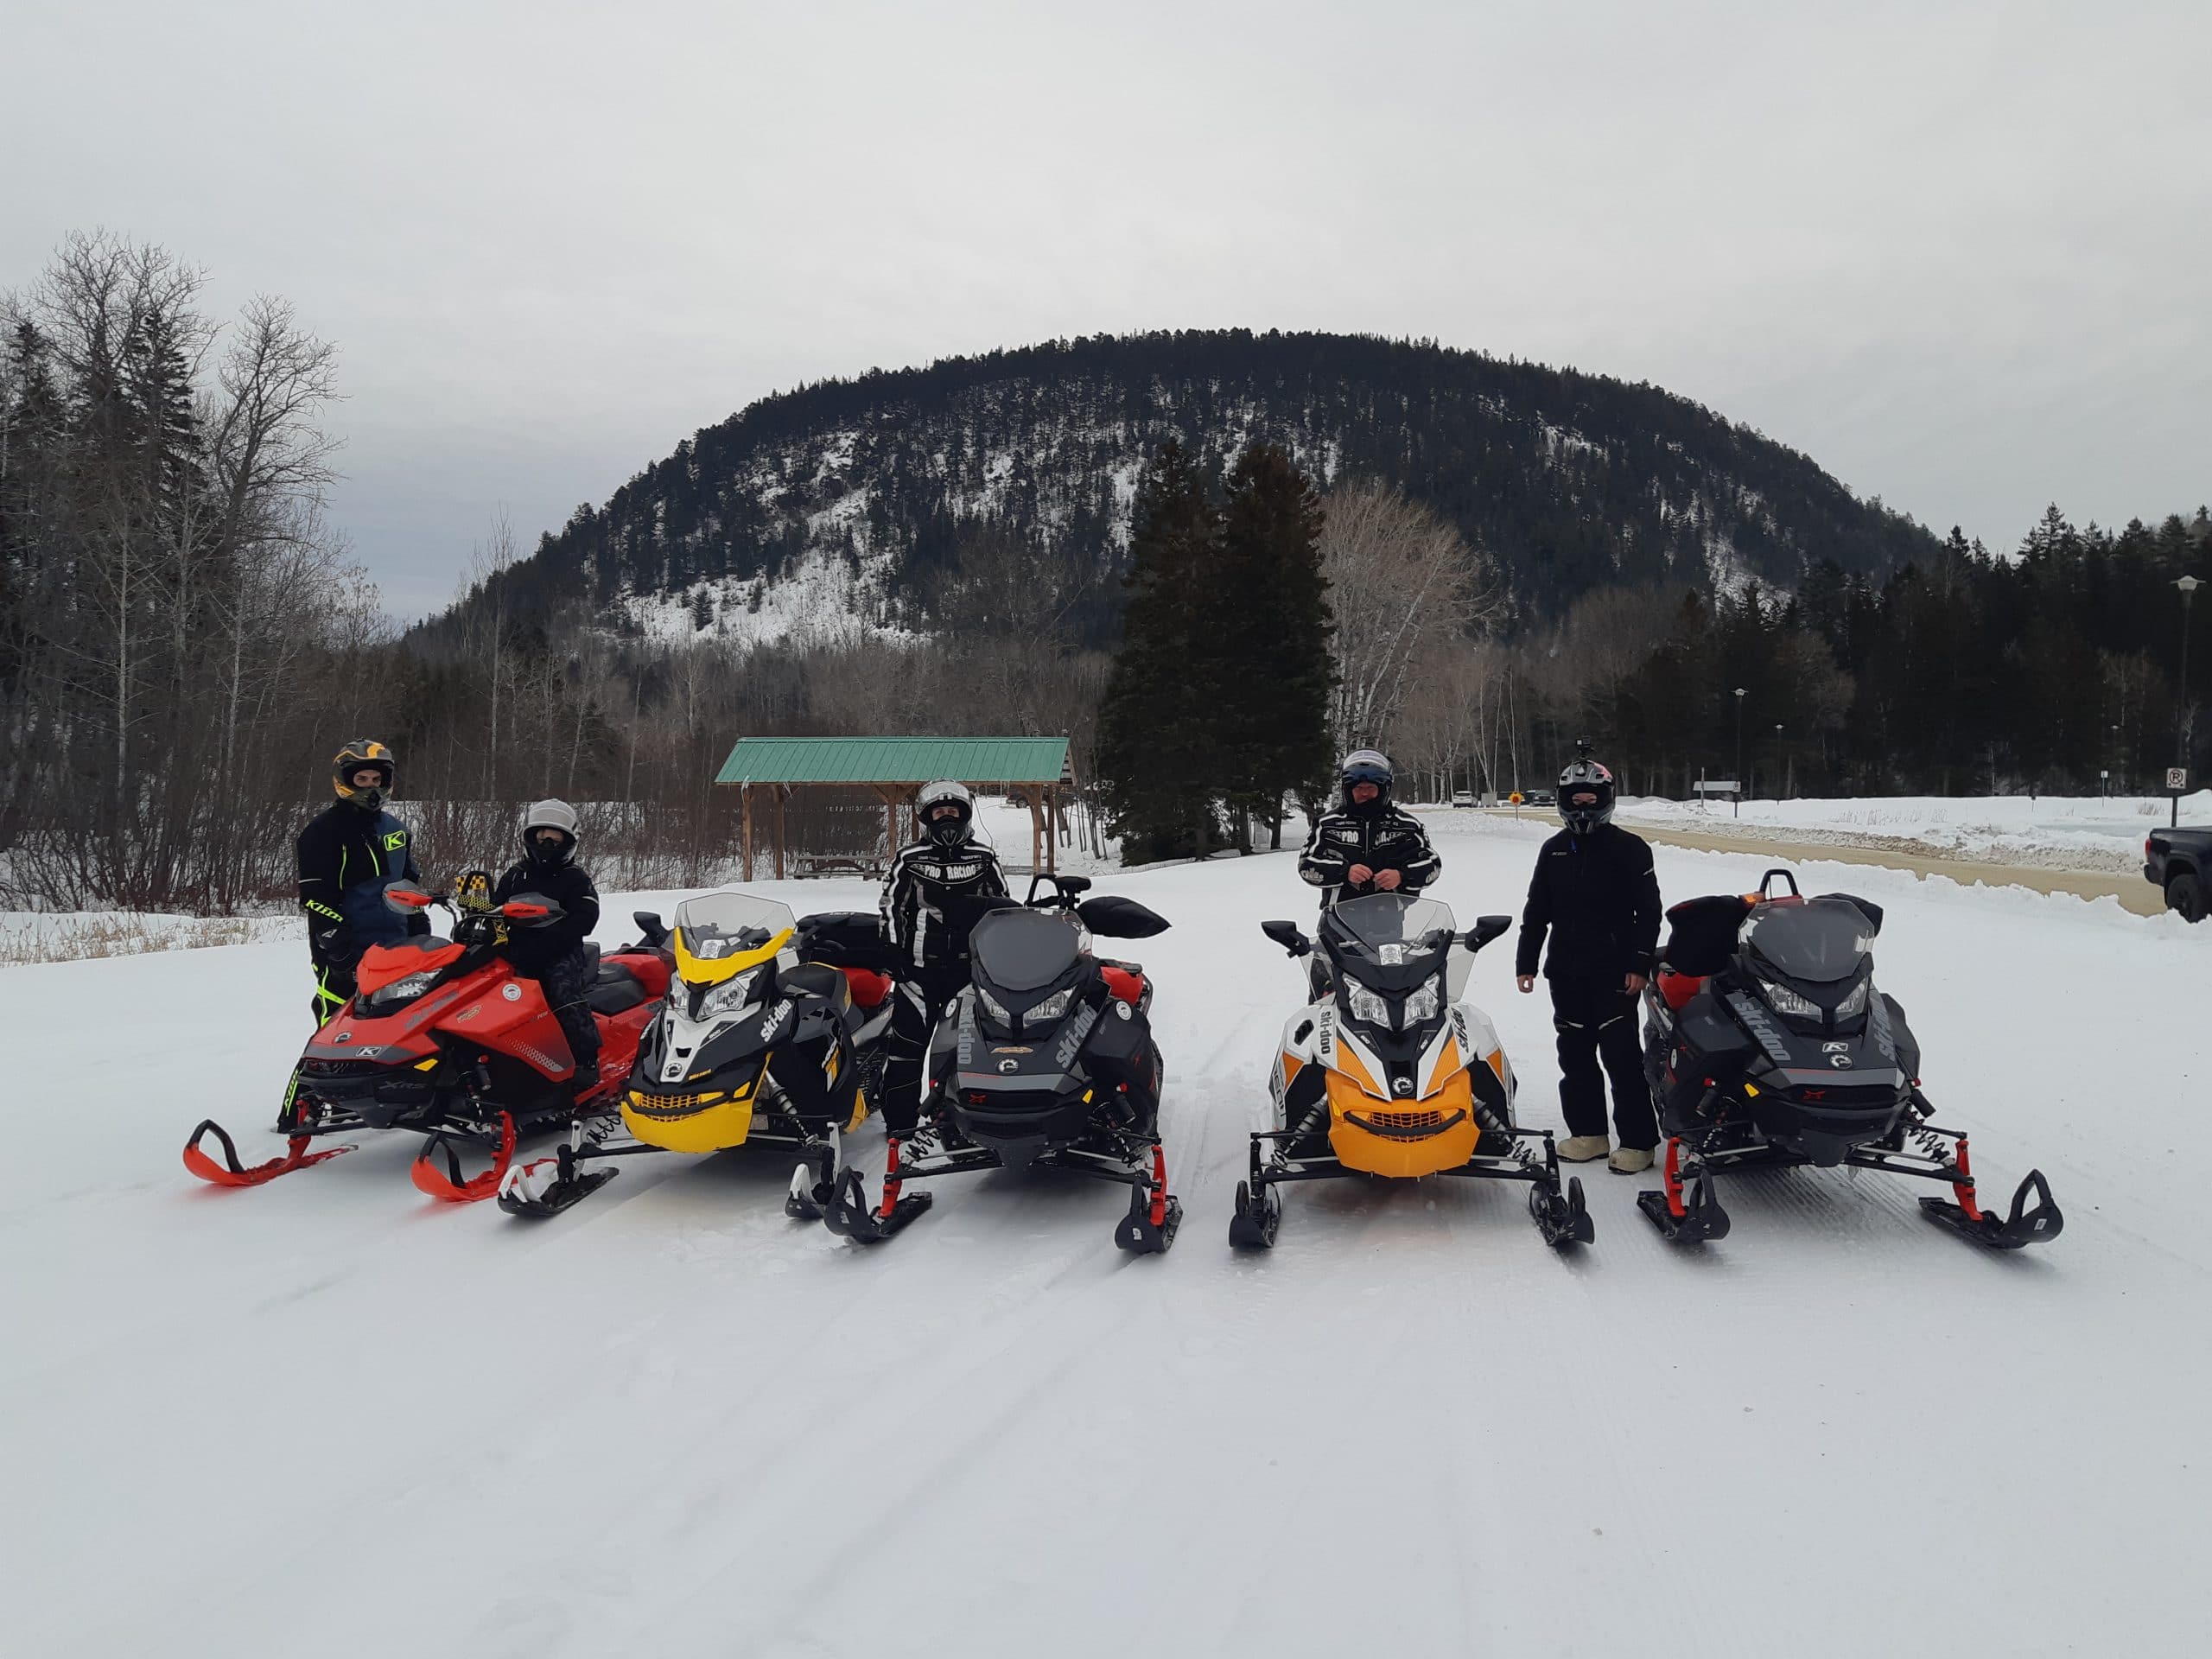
2169;768;2190;791
1694;780;1739;797
1509;791;1524;806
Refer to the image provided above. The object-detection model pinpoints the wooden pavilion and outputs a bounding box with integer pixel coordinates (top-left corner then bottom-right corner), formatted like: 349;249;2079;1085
715;735;1076;880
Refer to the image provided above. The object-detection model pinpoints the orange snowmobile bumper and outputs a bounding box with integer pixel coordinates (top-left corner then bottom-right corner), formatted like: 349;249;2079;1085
1326;1071;1481;1179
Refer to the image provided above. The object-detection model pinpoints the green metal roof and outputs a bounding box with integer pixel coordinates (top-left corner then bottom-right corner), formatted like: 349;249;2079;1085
715;736;1073;787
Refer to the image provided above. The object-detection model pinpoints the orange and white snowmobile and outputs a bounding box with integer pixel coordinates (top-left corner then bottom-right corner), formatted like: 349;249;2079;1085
1230;892;1593;1249
181;880;672;1201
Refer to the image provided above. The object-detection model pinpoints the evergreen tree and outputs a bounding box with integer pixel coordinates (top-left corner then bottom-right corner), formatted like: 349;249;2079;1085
1215;443;1333;849
1096;441;1222;863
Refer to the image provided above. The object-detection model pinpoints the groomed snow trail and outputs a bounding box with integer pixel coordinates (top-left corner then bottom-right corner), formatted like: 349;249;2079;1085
4;811;2207;1658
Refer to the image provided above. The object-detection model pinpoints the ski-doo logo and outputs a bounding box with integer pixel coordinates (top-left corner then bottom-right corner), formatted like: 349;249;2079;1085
1055;1004;1098;1071
1822;1040;1853;1070
999;1059;1019;1073
759;999;791;1040
501;982;522;1001
1726;991;1794;1065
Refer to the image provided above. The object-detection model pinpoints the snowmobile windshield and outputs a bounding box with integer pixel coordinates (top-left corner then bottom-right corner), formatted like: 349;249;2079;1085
972;907;1083;993
673;893;797;965
1743;899;1874;984
1325;894;1458;991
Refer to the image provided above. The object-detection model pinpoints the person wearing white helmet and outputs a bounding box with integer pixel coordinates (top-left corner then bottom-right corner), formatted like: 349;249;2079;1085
493;798;604;1092
878;779;1008;1133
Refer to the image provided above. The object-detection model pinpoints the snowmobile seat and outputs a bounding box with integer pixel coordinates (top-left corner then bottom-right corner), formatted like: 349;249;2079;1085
605;950;671;1000
1657;969;1707;1012
588;961;651;1015
1100;964;1146;1006
842;966;893;1010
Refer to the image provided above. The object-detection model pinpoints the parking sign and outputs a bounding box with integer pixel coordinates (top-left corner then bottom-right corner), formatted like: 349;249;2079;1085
2170;767;2190;791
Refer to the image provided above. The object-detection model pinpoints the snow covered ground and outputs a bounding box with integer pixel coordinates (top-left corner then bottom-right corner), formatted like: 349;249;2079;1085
1616;789;2209;876
5;811;2207;1657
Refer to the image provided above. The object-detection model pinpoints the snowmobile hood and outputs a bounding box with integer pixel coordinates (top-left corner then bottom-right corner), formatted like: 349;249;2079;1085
357;937;464;995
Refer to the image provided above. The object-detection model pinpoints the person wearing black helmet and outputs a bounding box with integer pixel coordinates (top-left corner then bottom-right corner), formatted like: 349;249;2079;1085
878;779;1008;1134
1298;750;1441;907
492;799;604;1093
1297;750;1442;995
296;739;428;1023
1514;750;1663;1173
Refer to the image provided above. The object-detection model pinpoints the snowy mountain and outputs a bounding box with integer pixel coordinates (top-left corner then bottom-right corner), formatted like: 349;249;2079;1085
454;330;1943;647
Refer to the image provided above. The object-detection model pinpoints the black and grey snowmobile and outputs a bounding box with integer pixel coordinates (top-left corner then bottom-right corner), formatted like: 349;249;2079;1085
823;874;1182;1253
1638;869;2061;1249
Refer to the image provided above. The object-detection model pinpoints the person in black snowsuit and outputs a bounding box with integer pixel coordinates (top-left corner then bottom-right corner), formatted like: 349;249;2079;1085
297;739;428;1022
492;799;603;1092
1514;755;1663;1172
878;779;1007;1135
1297;749;1441;995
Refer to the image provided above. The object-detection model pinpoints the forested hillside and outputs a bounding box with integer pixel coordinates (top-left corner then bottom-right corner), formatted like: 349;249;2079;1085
439;330;1942;648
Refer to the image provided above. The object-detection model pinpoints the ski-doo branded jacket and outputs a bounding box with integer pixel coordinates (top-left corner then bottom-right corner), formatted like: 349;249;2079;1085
493;859;601;978
1297;804;1441;908
1515;823;1662;982
880;835;1008;974
297;801;426;962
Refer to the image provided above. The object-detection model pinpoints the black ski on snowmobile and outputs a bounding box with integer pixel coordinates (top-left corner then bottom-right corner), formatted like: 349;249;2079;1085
1637;869;2062;1250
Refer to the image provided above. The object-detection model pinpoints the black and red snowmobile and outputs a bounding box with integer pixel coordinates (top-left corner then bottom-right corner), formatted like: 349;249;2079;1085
182;878;673;1202
1638;868;2062;1249
823;874;1183;1253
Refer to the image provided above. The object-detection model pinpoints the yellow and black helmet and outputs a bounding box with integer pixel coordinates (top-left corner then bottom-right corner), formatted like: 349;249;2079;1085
332;739;395;808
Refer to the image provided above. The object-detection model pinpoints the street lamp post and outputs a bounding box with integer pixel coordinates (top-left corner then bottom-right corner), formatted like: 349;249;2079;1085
2177;575;2202;828
1733;687;1745;818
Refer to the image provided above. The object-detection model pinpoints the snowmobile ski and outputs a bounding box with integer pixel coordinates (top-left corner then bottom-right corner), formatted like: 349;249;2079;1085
182;1119;355;1187
1227;1179;1281;1249
1637;1138;1732;1243
410;1111;517;1203
1113;1144;1181;1253
497;1138;619;1218
784;1143;837;1221
822;1164;933;1243
1529;1173;1596;1248
1918;1139;2062;1249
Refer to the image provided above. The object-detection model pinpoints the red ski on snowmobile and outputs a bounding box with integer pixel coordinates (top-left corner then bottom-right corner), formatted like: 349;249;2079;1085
182;882;672;1201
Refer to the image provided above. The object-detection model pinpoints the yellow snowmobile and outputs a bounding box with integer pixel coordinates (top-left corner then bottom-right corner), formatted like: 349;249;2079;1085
498;892;893;1218
1230;893;1593;1249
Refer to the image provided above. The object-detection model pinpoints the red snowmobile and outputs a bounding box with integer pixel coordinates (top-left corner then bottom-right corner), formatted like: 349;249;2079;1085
182;880;673;1202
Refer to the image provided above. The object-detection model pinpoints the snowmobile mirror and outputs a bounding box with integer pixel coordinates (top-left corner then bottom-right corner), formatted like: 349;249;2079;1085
1260;919;1312;957
1464;914;1512;952
1077;895;1169;938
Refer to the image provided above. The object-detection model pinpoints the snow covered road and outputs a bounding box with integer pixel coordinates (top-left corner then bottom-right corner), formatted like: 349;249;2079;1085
4;811;2207;1658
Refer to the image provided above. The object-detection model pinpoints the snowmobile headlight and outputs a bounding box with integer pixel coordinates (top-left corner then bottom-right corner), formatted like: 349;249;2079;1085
976;984;1013;1025
1344;980;1389;1027
696;969;760;1018
1023;985;1075;1023
368;970;438;1006
1758;976;1821;1020
1834;977;1871;1018
1399;973;1442;1027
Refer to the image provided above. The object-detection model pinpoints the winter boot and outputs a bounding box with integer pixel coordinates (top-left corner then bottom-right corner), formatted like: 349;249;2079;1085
1608;1145;1655;1175
1558;1135;1611;1163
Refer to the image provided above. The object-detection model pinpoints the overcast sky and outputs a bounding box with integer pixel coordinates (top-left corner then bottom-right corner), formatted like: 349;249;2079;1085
9;0;2209;616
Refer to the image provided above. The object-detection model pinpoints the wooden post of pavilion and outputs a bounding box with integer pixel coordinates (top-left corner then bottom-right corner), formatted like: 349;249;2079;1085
772;785;788;880
741;785;757;883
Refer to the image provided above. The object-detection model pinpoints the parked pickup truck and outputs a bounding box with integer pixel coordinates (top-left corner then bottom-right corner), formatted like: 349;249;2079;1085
2145;827;2210;921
